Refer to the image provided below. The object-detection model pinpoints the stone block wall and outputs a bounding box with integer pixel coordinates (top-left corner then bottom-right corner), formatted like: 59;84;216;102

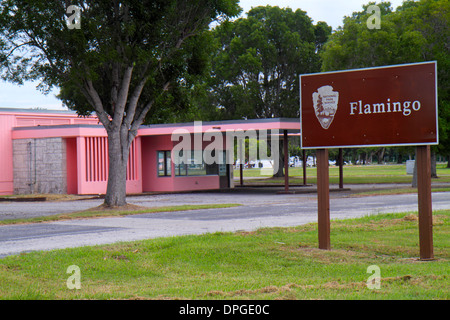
13;138;67;194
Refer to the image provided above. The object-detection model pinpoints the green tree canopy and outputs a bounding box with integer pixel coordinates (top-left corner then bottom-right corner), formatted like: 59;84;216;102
0;0;240;206
196;5;331;120
321;0;450;158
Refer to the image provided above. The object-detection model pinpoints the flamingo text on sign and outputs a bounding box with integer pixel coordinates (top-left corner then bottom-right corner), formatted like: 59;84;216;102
349;99;421;116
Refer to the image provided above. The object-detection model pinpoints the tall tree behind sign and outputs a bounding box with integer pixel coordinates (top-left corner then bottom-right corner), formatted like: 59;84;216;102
196;5;331;176
321;0;450;169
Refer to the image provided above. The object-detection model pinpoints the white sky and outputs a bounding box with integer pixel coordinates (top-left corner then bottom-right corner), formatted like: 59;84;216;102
0;0;408;110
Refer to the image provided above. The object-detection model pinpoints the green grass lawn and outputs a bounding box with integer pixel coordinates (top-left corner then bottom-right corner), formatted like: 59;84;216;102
1;210;448;300
0;203;242;225
235;163;450;185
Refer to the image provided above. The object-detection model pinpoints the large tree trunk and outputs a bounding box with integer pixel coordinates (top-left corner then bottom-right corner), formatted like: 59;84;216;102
431;151;437;178
377;147;385;164
104;127;132;207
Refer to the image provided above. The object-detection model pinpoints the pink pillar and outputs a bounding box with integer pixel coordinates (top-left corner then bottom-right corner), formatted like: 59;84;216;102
76;136;86;194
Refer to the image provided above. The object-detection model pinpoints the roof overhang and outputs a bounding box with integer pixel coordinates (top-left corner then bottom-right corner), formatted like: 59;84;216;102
12;118;301;139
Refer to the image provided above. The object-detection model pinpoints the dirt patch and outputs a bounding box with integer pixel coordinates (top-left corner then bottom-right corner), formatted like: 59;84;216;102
403;214;418;221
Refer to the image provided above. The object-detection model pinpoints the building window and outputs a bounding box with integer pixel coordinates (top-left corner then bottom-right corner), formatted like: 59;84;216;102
157;151;171;177
174;150;226;176
175;150;188;176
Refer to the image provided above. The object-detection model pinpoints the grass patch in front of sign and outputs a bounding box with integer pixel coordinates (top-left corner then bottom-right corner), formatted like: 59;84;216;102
0;210;448;300
350;187;450;197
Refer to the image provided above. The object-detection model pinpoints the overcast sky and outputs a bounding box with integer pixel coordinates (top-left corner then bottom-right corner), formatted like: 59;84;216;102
0;0;407;110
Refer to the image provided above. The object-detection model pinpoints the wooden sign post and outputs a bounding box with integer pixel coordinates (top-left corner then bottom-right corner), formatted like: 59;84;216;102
416;145;434;260
300;62;438;259
316;149;330;250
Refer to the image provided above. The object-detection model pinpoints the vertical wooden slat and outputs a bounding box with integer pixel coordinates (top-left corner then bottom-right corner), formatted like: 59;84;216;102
100;137;104;181
94;137;98;181
105;137;109;179
89;137;94;182
98;137;104;181
132;140;136;180
85;137;90;181
284;130;289;192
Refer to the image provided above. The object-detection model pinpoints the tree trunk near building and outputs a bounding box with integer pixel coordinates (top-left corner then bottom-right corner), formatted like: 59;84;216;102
104;127;133;207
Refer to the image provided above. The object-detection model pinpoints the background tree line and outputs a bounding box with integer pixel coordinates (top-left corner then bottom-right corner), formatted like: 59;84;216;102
1;0;448;207
172;0;450;173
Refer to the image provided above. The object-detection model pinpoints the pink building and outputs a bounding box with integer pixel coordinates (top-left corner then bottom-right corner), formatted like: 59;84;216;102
0;108;300;195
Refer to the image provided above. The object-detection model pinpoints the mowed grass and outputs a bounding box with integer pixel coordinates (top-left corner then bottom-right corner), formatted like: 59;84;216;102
0;210;448;300
0;203;242;225
235;163;450;185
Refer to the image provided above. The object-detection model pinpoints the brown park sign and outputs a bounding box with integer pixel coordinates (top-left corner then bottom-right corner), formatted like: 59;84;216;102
300;61;438;149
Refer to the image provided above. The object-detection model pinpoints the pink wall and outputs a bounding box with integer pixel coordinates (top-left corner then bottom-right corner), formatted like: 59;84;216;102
0;114;15;195
66;138;78;194
141;135;173;192
138;120;300;136
69;133;142;195
7;112;142;195
3;110;300;195
0;110;99;195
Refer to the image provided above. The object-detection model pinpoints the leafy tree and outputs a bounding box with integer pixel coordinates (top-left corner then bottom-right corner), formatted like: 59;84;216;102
321;0;450;168
207;6;331;119
196;6;331;175
0;0;240;207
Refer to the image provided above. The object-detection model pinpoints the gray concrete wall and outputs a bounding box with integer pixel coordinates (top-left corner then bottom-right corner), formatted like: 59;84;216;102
13;138;67;194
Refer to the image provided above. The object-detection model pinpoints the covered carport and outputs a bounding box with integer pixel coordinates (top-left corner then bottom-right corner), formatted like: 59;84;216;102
231;118;346;193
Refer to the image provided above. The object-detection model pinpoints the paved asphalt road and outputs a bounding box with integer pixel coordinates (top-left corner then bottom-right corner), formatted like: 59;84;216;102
1;187;449;258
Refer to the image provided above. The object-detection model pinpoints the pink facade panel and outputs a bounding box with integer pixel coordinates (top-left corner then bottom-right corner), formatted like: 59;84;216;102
173;175;220;192
74;136;142;195
0;114;15;194
3;109;142;195
0;109;98;195
141;135;220;192
138;119;300;136
141;135;173;192
66;138;78;194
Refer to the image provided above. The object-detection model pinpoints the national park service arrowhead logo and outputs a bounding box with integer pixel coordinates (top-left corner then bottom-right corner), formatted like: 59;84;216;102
312;85;339;129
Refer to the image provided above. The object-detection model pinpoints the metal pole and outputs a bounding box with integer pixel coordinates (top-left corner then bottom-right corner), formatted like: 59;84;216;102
284;130;289;192
302;149;307;185
316;149;330;250
339;148;344;189
416;145;434;260
240;139;244;186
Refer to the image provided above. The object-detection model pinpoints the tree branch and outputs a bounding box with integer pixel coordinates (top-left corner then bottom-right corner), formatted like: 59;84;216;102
124;74;149;129
130;81;171;134
83;78;111;129
111;65;133;129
